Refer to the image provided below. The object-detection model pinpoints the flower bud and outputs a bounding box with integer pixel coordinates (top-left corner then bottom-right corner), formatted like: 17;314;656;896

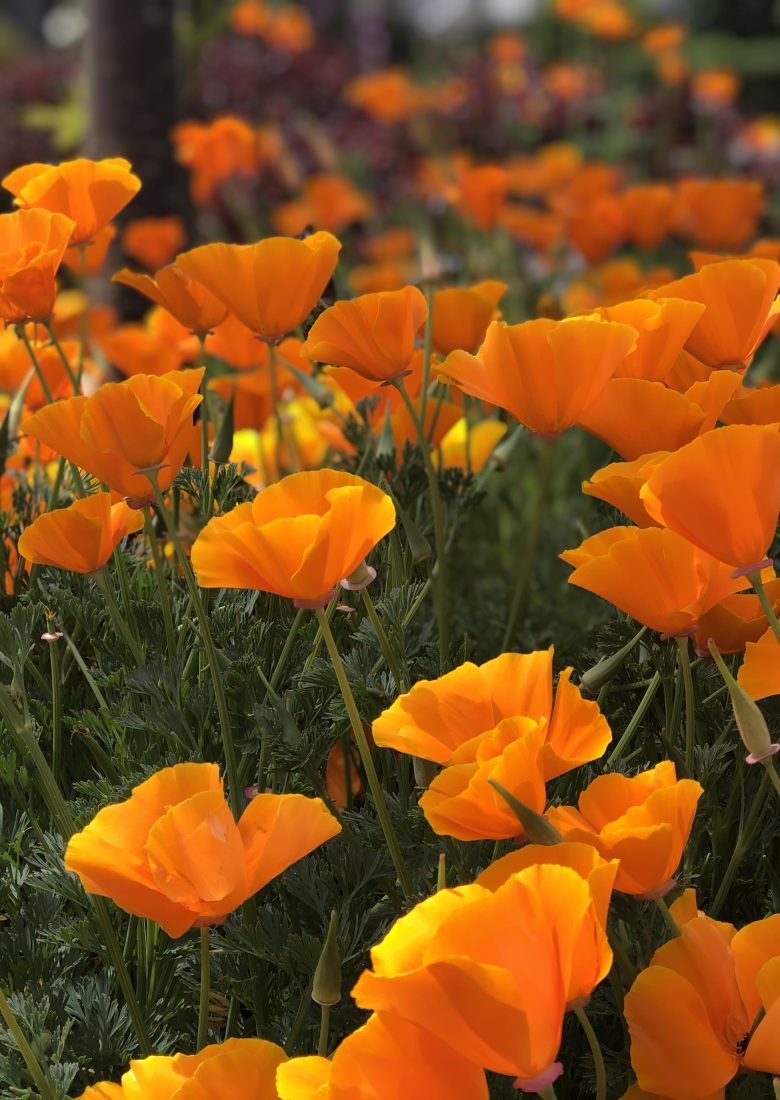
580;626;648;695
312;910;341;1007
488;779;562;845
708;640;777;763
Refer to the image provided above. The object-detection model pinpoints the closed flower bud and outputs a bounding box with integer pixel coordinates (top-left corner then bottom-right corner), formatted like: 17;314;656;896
707;639;778;763
312;910;341;1007
580;626;648;694
488;779;563;845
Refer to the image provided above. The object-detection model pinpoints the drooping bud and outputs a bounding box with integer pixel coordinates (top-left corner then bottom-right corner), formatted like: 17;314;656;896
312;910;341;1007
707;640;778;764
580;626;648;695
488;779;562;845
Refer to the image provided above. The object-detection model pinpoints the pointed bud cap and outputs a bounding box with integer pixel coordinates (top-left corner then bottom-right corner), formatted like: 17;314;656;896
488;779;562;845
312;910;341;1007
707;640;777;762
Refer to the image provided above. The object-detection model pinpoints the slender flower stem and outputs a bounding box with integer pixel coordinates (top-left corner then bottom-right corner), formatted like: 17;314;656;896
763;758;780;804
17;326;54;404
77;242;88;380
314;608;413;902
197;926;210;1050
748;570;780;646
654;895;680;938
418;285;435;426
47;635;63;783
93;569;145;666
502;434;554;650
147;480;242;818
395;379;448;671
143;511;178;664
45;322;79;392
606;672;661;764
711;768;770;916
0;983;57;1100
574;1005;606;1100
317;1003;331;1058
361;588;407;691
675;636;696;774
538;1087;558;1100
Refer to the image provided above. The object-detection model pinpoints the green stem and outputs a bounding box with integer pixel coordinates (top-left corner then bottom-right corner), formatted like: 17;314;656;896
77;242;88;380
763;757;780;804
606;671;661;764
197;926;210;1050
94;569;145;666
317;1002;330;1058
711;768;770;916
748;570;780;646
62;629;108;710
654;894;680;938
47;635;63;784
418;285;434;426
574;1005;606;1100
502;435;553;650
538;1087;558;1100
0;984;57;1100
17;326;54;404
45;322;79;392
148;480;241;818
361;588;407;691
314;608;413;901
144;511;178;664
675;636;696;774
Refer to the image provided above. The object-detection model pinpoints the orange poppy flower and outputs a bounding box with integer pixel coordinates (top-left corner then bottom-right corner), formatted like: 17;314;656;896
440;315;637;436
692;68;741;109
383;395;461;454
176;232;341;341
99;321;188;379
642;24;685;53
121;215;186;271
455;165;511;232
361;228;415;263
344;69;423;124
434;418;508;474
18;493;142;573
619;184;676;249
0;329;79;407
646;258;780;368
543;61;594;103
581;451;667;528
191;469;395;607
430;281;507;356
721;382;780;426
206;313;268;371
77;1037;287;1099
640;424;780;574
624;894;780;1096
674;178;763;252
3;157;140;245
373;648;611;779
0;208;76;325
561;526;746;637
547;761;703;895
113;264;229;336
22;368;204;504
738;624;780;700
589;298;705;383
499;204;565;255
352;863;607;1084
695;578;780;655
277;1013;488;1100
65;762;340;937
63;223;116;275
272;173;373;237
300;285;427;384
564;193;627;264
576;369;741;460
171;116;271;204
348;259;414;295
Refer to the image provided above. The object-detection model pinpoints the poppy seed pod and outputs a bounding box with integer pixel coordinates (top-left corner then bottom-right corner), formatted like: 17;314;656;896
312;911;342;1007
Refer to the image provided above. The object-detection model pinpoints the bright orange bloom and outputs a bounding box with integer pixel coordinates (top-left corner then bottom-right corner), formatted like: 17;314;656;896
206;312;269;371
18;493;142;573
561;526;746;637
0;329;80;407
434;418;508;475
352;863;610;1082
431;281;507;356
674;178;763;252
65;762;339;937
22;368;203;504
456;165;511;232
121;216;185;271
547;761;703;895
348;259;413;295
506;143;583;198
576;370;741;460
589;298;705;383
77;1037;287;1099
277;1013;488;1100
176;232;341;341
543;61;595;103
721;382;780;426
113;265;229;336
738;624;780;700
692;68;741;109
300;285;427;383
440;316;637;435
191;469;395;606
3;157;140;245
362;227;415;263
382;395;460;455
373;648;611;779
344;69;423;124
272;173;373;237
618;184;676;249
625;893;780;1095
99;319;190;379
564;193;626;264
581;452;667;528
695;578;780;655
640;424;780;573
499;205;564;255
171;116;274;203
642;24;685;53
0;208;75;325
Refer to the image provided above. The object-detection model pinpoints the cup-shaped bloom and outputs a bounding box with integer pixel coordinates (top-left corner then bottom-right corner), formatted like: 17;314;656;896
373;648;611;780
176;232;341;341
456;165;511;231
477;842;618;1006
352;863;607;1081
121;215;186;270
674;178;764;251
561;526;746;637
276;1013;488;1100
0;208;76;325
300;286;427;383
738;624;780;701
76;1038;287;1099
640;424;780;574
695;580;780;656
22;368;204;504
113;265;229;335
646;258;780;368
590;298;706;383
434;418;508;475
624;896;780;1096
65;762;340;937
722;382;780;426
4;157;141;245
18;493;142;573
420;716;548;841
191;469;395;606
620;184;676;249
581;451;668;528
431;281;507;356
440;316;637;435
546;761;703;895
576;370;741;461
